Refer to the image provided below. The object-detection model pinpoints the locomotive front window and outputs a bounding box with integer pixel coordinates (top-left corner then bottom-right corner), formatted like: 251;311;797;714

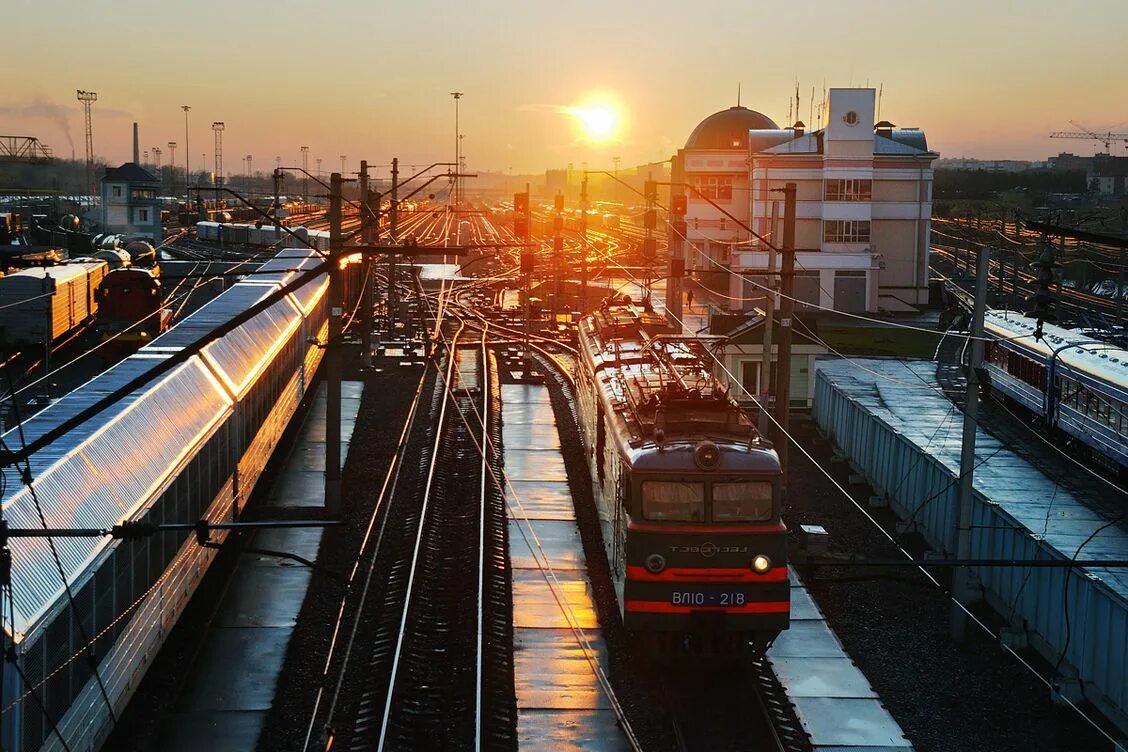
712;481;774;521
641;481;704;521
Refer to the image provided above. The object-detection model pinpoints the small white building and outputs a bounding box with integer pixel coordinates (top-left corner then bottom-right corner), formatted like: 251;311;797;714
710;310;826;409
738;88;938;313
100;162;162;240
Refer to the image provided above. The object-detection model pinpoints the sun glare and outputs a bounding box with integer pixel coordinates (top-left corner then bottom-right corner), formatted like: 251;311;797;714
572;103;618;141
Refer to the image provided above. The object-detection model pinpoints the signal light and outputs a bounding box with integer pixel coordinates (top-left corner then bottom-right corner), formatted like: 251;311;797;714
553;236;563;252
641;237;657;259
514;191;529;214
670;258;685;278
554;193;564;213
520;252;535;273
515;217;528;238
643;209;657;229
644;180;658;200
671;194;687;216
553;215;564;232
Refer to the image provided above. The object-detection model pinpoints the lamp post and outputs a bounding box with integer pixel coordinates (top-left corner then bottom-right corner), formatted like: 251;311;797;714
301;146;310;205
181;105;191;202
450;91;463;209
167;142;177;196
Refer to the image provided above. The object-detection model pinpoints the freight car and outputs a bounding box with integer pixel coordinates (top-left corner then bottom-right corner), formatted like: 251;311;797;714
0;262;108;347
575;296;789;654
0;246;329;752
196;221;330;251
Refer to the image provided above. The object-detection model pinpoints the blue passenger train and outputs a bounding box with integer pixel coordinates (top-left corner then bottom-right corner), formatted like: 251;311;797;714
982;311;1128;473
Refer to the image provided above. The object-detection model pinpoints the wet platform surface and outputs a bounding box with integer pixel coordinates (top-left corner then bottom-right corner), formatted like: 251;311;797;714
767;571;913;750
501;383;631;751
155;382;363;751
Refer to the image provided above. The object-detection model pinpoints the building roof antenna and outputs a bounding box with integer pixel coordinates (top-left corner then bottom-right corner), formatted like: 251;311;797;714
878;82;884;121
737;82;741;108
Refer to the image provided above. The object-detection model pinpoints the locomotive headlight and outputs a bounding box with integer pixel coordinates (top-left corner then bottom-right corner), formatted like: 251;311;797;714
752;554;772;574
645;553;667;574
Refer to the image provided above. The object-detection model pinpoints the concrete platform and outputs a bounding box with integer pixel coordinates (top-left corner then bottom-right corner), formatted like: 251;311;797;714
155;381;363;750
502;383;630;751
767;573;913;751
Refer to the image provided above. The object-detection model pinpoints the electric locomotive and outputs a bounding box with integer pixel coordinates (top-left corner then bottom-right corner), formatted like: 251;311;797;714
575;296;789;654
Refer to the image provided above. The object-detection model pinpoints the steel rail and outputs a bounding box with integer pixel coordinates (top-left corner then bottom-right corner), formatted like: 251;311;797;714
375;315;466;750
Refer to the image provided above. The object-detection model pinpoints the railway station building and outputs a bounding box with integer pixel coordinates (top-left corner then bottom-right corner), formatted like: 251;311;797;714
671;88;938;316
100;162;162;240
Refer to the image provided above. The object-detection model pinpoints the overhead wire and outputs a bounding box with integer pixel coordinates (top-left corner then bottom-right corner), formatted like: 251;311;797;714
577;233;1121;745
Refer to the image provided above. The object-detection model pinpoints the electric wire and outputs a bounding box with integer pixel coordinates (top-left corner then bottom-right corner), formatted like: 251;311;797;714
579;235;1122;745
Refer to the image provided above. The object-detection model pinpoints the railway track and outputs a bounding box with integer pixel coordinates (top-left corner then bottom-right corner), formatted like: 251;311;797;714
660;659;804;752
312;303;516;751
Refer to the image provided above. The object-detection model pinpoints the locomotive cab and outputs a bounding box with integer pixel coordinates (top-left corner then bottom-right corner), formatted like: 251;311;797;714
618;443;789;655
577;299;790;657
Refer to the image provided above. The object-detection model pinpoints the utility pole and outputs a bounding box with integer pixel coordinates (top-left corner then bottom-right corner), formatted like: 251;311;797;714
153;146;162;175
273;168;282;242
580;176;588;313
613;155;621;204
388;158;399;341
212;122;224;207
167;141;177;196
642;176;658;307
773;183;797;485
326;172;344;517
77;90;97;207
952;247;989;641
182;105;191;203
553;192;564;318
668;189;687;329
516;184;532;375
760;199;779;435
340;155;346;175
359;159;374;366
301;146;310;205
246;154;253;196
451;92;463;210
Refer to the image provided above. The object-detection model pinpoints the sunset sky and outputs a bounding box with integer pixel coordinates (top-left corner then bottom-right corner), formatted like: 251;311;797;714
4;0;1126;175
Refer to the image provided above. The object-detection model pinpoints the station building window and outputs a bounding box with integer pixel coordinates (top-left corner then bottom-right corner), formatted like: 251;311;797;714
824;220;871;243
825;179;872;201
690;175;733;200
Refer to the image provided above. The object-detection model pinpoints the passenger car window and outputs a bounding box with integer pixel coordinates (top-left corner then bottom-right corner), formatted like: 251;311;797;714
712;482;774;521
641;481;704;521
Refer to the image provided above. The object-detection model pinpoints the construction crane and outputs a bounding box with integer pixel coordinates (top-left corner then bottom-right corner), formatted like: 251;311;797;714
1050;120;1128;152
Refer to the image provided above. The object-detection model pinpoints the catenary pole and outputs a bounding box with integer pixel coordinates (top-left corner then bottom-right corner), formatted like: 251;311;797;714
773;183;797;486
951;246;989;641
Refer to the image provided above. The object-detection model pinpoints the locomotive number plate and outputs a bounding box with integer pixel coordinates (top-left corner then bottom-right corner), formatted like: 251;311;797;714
671;590;747;607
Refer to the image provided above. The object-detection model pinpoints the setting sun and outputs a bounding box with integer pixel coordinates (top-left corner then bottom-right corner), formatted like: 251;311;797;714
570;102;619;141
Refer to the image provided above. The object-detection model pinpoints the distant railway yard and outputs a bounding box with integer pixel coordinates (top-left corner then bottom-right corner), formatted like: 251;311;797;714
0;190;1125;752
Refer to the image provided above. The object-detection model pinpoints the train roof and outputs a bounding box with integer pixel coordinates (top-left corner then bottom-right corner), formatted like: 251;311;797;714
0;249;326;639
983;310;1128;386
579;299;774;462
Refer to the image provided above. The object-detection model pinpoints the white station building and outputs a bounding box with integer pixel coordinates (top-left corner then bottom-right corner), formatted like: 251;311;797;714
672;88;938;314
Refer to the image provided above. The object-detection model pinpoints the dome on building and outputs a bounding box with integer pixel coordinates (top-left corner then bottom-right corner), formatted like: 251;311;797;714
685;106;779;150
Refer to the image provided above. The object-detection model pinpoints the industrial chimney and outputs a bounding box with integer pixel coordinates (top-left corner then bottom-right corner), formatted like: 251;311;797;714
133;122;139;163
